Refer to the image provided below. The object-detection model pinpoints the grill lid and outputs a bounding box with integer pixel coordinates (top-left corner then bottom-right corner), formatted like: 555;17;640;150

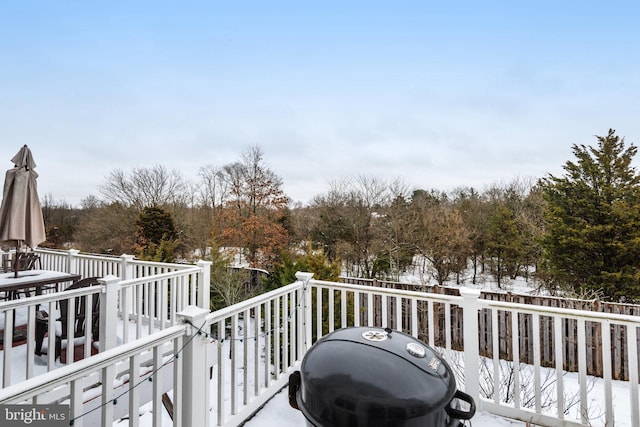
294;327;459;425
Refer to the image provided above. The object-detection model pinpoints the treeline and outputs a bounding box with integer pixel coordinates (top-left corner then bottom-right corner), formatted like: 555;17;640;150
40;130;640;304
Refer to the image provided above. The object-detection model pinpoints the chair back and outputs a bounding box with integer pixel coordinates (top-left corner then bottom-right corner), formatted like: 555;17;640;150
59;277;101;340
18;252;41;270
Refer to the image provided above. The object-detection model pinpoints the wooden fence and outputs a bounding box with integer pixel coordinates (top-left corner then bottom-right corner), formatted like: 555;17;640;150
340;277;640;380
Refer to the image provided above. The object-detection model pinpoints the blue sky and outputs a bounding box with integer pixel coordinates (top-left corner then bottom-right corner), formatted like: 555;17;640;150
1;1;639;206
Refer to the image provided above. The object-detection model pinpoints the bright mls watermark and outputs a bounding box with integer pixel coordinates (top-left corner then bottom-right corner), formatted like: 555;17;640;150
0;405;68;426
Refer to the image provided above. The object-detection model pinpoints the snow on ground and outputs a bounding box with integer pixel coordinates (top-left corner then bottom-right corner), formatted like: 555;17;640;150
128;385;526;427
242;387;526;427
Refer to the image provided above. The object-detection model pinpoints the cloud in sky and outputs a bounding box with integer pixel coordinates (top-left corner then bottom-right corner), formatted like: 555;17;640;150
1;1;639;206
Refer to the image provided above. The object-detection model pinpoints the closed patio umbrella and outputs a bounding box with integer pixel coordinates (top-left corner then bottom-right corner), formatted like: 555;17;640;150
0;145;46;277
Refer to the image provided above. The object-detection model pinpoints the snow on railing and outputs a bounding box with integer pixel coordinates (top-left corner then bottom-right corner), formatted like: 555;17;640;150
3;263;640;426
476;298;640;426
204;273;311;427
0;274;312;427
0;323;188;426
36;248;207;279
306;278;640;427
117;266;203;343
0;251;211;391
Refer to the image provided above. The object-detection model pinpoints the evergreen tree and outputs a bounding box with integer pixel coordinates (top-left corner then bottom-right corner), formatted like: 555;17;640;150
135;206;179;262
539;129;640;301
262;247;341;292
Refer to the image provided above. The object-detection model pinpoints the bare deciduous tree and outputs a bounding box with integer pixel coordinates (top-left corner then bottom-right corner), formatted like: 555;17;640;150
99;164;187;209
217;146;290;269
198;164;228;213
414;204;472;285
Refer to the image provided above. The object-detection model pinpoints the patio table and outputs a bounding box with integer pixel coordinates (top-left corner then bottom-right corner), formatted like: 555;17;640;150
0;270;81;300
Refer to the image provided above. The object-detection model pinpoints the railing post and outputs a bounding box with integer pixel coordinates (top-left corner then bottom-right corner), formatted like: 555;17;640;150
120;254;135;280
460;287;481;406
119;254;135;321
98;275;120;352
295;272;314;355
197;260;212;310
67;249;80;274
177;306;210;427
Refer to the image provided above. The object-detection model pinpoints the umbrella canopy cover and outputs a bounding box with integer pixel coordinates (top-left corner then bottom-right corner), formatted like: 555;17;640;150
0;145;46;249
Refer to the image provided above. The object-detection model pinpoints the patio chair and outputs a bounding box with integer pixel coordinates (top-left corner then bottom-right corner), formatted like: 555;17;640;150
34;277;101;360
1;252;43;300
4;252;42;274
17;252;41;271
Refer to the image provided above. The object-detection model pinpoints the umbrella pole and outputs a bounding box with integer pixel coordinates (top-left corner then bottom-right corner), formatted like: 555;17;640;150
13;245;19;278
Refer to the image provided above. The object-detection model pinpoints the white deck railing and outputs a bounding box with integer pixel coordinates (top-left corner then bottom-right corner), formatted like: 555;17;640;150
1;255;640;426
307;278;640;427
0;250;211;387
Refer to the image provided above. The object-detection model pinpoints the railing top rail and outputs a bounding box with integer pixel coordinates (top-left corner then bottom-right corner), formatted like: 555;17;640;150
35;248;119;260
0;266;202;312
35;248;201;270
0;324;187;403
479;298;640;325
117;266;202;288
70;253;121;261
312;279;463;304
0;286;103;311
341;276;640;310
206;281;303;323
129;258;199;270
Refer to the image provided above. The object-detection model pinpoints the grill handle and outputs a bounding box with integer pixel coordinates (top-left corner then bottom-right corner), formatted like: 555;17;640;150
288;371;301;410
445;390;476;420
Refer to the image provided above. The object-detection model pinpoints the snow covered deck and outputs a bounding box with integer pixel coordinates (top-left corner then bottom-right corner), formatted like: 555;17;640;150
0;249;639;426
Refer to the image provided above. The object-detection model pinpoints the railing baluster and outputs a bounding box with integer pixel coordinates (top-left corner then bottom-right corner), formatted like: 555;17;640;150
217;319;226;426
354;291;360;328
577;318;588;423
315;287;322;342
627;324;640;426
282;294;289;371
395;296;402;331
381;295;388;329
136;284;143;339
492;307;500;404
2;310;13;387
70;378;83;427
264;301;271;389
532;313;541;413
341;289;347;328
231;314;238;415
411;297;418;338
367;290;373;326
554;314;565;418
84;294;92;360
243;308;250;406
445;303;451;359
328;288;335;332
254;305;261;397
511;309;520;409
129;354;141;427
602;319;613;425
274;298;280;381
152;345;162;427
427;300;435;348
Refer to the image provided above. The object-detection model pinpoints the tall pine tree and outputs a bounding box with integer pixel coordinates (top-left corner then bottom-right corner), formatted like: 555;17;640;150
540;129;640;301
